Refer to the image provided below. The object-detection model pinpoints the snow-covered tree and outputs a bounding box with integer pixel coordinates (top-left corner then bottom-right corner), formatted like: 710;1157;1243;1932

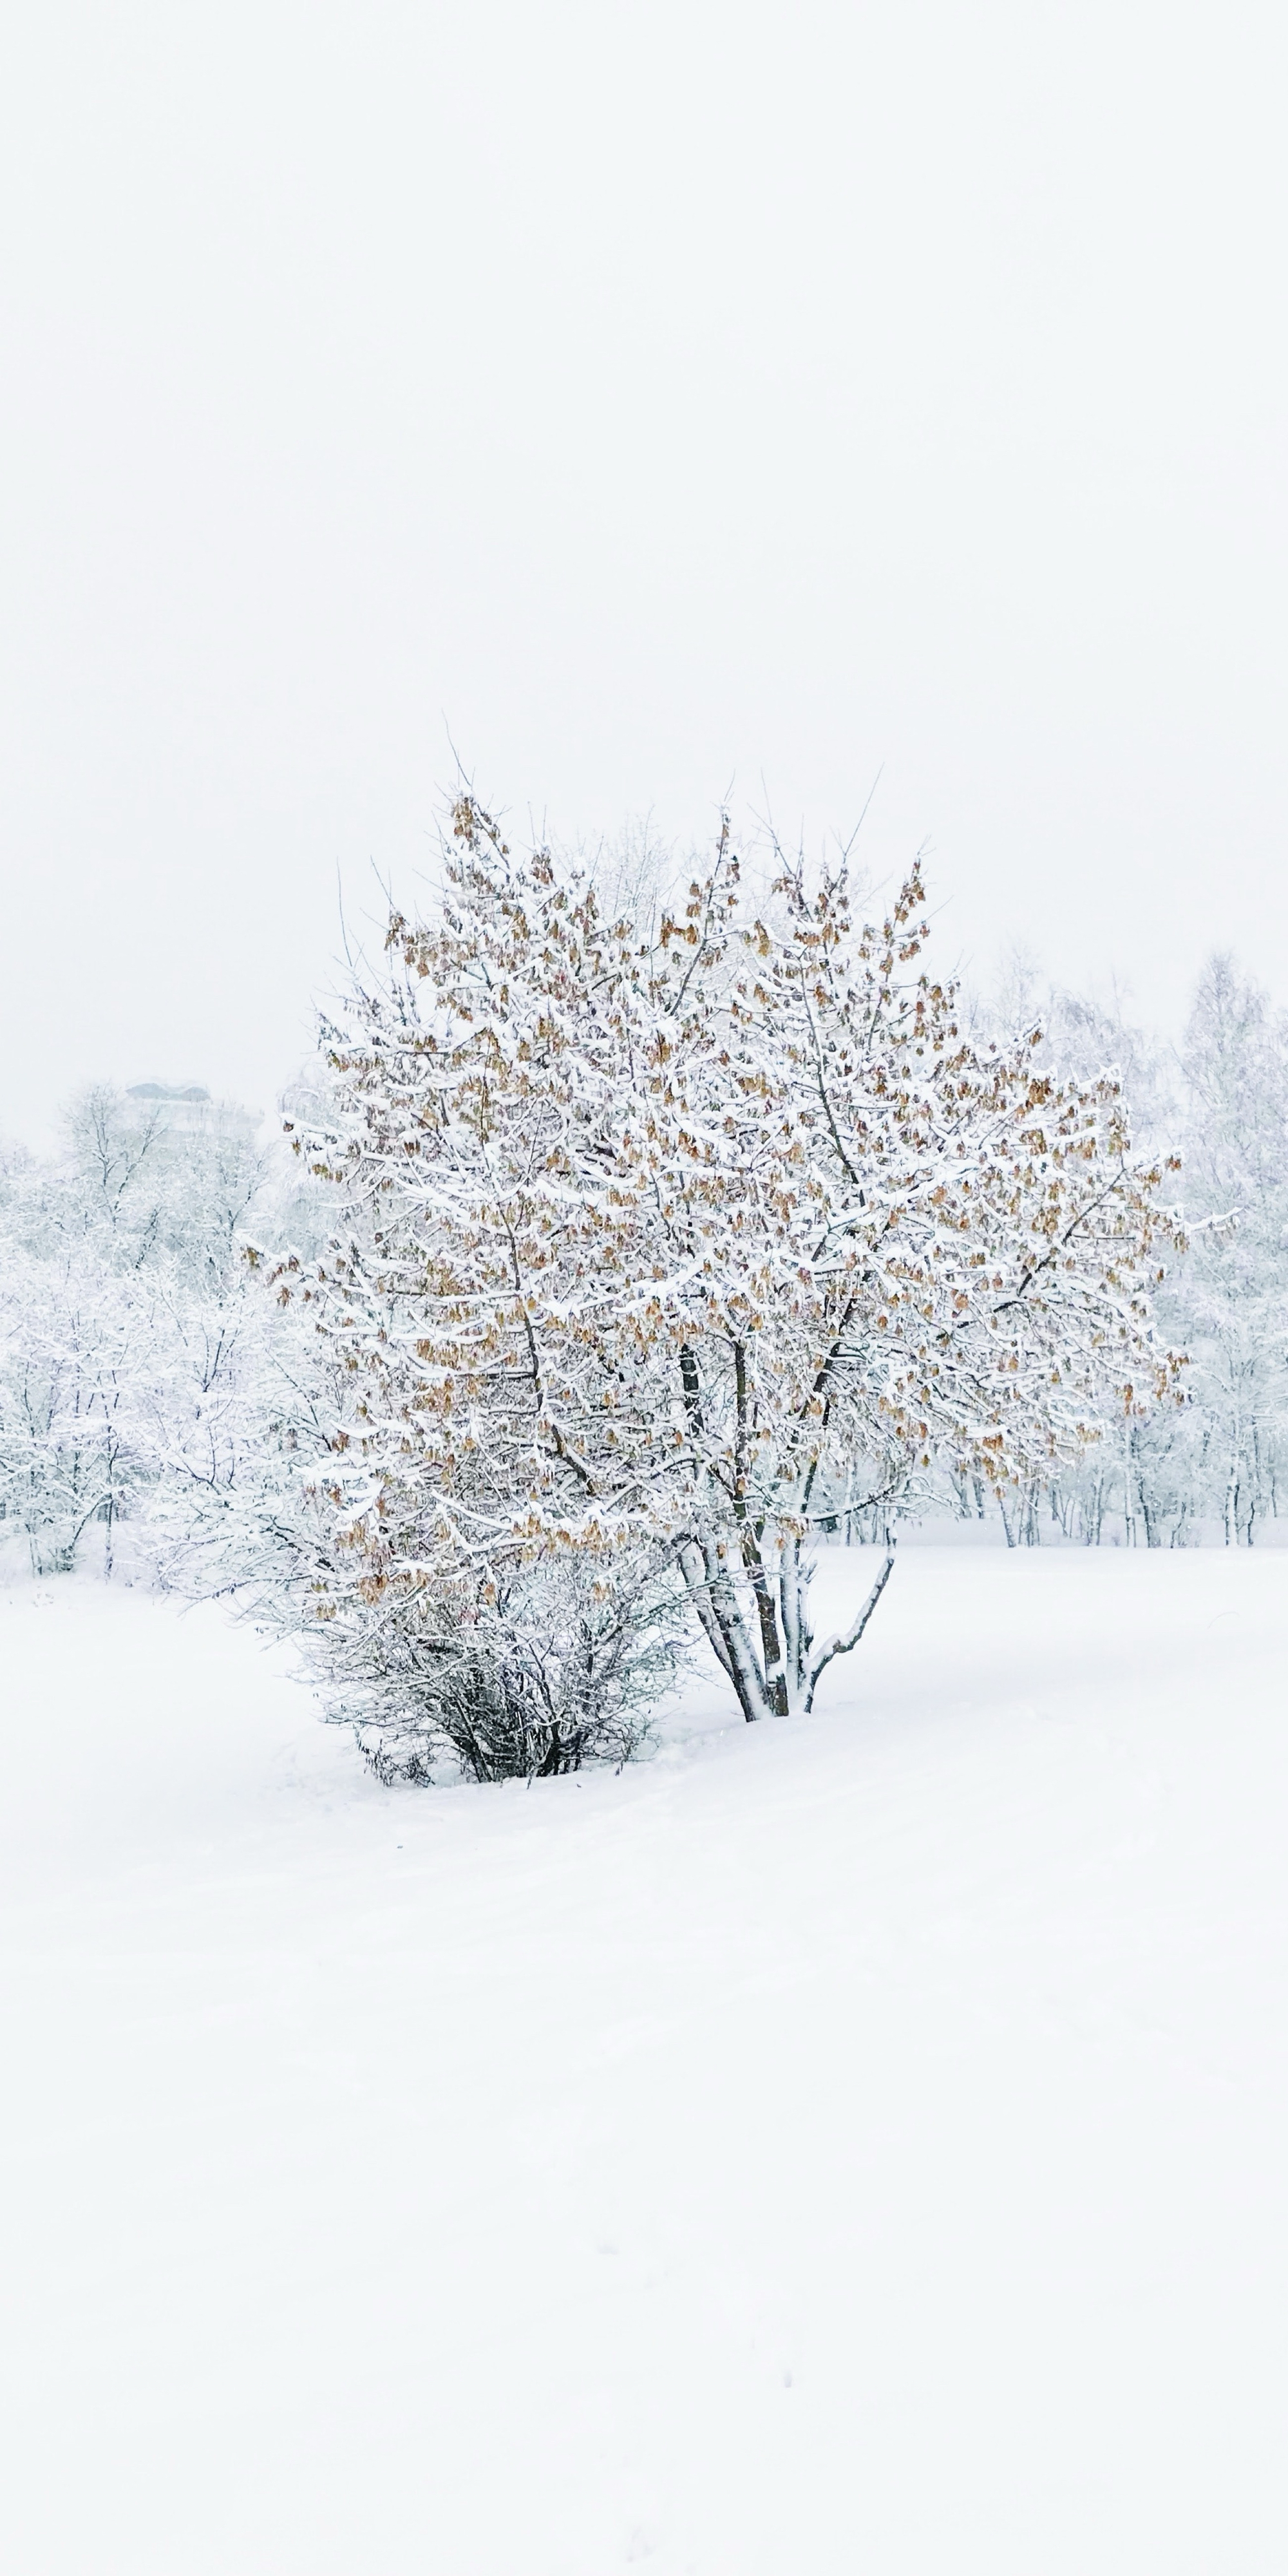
1168;957;1288;1542
0;1240;154;1573
279;796;1180;1733
0;1087;293;1577
958;947;1288;1549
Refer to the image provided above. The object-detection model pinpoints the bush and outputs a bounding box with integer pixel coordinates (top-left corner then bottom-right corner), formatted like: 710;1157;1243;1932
329;1553;689;1785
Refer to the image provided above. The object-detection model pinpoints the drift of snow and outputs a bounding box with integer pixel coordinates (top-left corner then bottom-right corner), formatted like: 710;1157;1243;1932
2;1547;1287;2573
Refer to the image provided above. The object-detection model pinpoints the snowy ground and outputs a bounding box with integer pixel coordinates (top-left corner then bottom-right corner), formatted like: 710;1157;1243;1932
3;1548;1287;2575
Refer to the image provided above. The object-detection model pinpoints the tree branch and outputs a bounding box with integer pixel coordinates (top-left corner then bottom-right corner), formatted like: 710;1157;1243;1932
807;1550;895;1693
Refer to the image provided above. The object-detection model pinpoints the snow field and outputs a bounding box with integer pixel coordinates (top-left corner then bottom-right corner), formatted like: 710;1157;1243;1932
2;1547;1287;2573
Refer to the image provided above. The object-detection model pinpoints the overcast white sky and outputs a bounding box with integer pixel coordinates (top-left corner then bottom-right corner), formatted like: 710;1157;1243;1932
2;1;1285;1142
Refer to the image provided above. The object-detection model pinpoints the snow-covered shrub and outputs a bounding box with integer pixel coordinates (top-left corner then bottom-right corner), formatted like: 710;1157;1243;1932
336;1550;685;1783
